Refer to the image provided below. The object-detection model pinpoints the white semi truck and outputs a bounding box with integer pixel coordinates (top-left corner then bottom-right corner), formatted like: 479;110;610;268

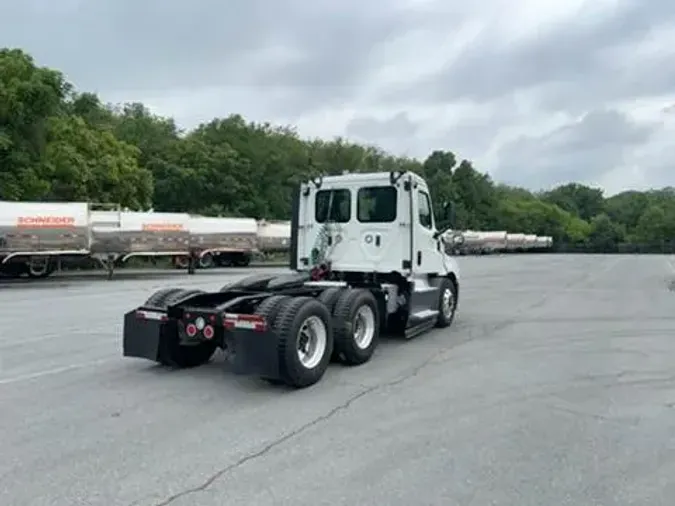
123;171;461;388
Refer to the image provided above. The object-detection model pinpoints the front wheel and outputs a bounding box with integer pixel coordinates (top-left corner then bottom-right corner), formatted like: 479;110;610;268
435;277;458;328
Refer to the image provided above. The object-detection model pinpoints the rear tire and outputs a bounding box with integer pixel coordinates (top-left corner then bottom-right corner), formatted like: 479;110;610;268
332;289;380;366
317;287;346;361
254;295;294;384
317;287;344;313
254;295;293;328
144;288;184;308
147;288;217;368
158;336;218;368
273;297;333;388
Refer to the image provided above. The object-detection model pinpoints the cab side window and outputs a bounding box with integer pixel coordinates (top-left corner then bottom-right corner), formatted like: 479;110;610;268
418;190;433;229
315;189;351;223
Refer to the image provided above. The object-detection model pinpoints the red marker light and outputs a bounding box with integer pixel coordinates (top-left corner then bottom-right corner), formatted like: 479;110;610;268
186;323;197;337
203;325;214;339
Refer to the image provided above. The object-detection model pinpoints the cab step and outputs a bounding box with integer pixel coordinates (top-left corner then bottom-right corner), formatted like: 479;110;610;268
404;309;438;339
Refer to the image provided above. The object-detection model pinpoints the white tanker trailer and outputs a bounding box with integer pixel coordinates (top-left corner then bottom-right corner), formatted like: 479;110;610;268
505;233;527;252
523;234;538;251
475;231;508;254
0;201;91;277
0;200;291;279
534;236;553;250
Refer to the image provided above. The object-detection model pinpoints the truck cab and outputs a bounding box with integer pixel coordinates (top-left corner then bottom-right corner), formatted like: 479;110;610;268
292;170;459;280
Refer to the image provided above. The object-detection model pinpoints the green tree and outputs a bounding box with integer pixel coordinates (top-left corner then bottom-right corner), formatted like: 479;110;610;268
0;48;71;200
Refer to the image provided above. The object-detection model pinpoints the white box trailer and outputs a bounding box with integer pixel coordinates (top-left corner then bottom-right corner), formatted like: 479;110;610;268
256;220;291;253
0;201;91;277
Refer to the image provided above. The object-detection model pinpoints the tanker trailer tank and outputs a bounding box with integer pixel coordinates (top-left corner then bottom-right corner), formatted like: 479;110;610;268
475;231;508;254
505;233;527;252
0;201;91;278
189;216;259;268
458;230;483;255
523;234;538;251
256;220;291;254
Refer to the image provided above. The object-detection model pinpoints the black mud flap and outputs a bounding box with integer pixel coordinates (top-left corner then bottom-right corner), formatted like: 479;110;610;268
226;329;281;380
123;309;168;362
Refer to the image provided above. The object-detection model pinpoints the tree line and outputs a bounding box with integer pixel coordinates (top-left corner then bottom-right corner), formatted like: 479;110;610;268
1;48;673;253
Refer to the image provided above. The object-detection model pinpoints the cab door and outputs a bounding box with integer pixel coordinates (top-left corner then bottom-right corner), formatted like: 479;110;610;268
412;181;444;274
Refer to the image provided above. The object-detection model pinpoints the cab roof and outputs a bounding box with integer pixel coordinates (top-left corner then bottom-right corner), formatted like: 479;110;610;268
305;171;426;187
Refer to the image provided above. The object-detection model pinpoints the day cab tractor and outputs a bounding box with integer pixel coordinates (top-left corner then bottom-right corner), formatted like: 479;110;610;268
123;171;461;388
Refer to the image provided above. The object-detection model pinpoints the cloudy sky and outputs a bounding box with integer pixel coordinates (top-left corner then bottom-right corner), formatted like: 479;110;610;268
3;0;675;194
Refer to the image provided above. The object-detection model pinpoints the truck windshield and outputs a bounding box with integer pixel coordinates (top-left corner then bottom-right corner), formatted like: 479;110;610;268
315;189;351;223
357;186;397;223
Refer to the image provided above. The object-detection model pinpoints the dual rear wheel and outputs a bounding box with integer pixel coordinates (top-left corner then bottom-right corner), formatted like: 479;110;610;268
258;288;380;388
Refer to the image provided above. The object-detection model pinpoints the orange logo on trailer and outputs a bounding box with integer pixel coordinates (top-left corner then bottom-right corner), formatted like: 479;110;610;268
17;216;76;228
142;223;185;231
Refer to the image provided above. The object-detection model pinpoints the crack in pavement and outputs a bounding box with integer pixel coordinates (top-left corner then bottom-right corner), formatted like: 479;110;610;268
151;353;439;506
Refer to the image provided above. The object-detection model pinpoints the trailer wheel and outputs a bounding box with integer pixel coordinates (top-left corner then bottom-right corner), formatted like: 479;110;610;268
332;289;380;366
435;277;458;328
273;297;333;388
234;254;251;267
199;254;214;269
26;257;54;278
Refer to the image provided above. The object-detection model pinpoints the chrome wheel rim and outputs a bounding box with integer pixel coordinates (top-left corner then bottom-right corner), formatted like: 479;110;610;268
296;315;327;369
442;288;455;319
353;305;376;349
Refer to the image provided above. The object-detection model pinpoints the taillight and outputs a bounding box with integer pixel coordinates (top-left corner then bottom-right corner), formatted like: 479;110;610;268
203;325;214;339
186;323;197;337
222;313;267;332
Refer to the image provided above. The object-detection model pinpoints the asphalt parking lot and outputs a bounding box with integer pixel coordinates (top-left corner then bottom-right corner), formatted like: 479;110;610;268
1;254;674;506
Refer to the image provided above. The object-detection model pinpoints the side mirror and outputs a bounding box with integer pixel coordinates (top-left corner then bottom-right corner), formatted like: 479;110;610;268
442;201;455;224
433;200;456;239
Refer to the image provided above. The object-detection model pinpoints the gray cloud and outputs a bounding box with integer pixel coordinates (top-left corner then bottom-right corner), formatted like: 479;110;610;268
493;109;657;190
346;112;419;149
398;0;675;108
